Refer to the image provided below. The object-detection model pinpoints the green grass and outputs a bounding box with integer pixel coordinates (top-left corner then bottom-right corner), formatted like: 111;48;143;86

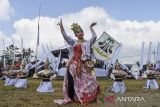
1;78;160;107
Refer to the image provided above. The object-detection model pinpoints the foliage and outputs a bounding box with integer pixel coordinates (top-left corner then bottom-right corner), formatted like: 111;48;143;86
1;44;34;65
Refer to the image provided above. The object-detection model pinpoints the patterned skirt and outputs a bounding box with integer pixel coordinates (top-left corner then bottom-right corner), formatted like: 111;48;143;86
54;61;100;105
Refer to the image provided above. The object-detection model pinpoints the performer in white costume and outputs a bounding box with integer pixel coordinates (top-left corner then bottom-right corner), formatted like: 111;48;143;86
36;58;55;93
15;60;29;88
1;68;9;84
4;64;18;86
111;63;127;93
145;64;159;89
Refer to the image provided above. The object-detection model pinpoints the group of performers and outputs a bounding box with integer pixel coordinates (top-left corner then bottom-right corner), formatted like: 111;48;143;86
108;63;160;94
2;60;29;88
1;58;56;93
1;19;160;105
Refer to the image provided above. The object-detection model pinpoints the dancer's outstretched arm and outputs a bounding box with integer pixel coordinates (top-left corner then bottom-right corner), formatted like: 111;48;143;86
57;19;75;46
90;22;97;46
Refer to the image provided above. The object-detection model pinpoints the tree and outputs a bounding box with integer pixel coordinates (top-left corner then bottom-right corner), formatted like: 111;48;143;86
1;44;34;65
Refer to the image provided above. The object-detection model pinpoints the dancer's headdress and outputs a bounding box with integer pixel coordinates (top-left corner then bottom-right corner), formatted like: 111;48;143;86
44;58;50;66
71;23;83;34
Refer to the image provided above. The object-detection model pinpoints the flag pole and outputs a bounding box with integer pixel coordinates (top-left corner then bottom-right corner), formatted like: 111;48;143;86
35;0;42;73
140;41;145;70
21;37;23;60
3;40;6;70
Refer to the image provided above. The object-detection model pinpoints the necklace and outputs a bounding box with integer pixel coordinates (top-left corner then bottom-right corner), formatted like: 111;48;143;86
77;38;85;44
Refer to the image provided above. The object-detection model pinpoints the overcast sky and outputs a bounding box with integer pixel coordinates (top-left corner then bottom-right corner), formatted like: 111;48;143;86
0;0;160;64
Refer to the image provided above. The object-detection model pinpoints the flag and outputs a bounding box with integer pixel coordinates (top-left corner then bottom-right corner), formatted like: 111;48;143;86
35;21;40;72
50;42;54;51
21;37;23;60
45;44;55;69
12;38;15;62
41;43;46;52
156;42;160;63
140;42;145;70
21;37;23;53
146;41;152;64
46;44;52;60
92;32;120;61
46;44;50;52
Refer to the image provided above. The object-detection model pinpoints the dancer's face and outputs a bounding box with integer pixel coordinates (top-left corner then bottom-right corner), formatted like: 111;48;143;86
116;65;121;70
76;30;84;39
148;65;152;69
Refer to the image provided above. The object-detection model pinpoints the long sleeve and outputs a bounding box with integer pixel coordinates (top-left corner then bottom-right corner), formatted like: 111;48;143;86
37;70;44;76
120;70;127;76
112;70;118;75
90;29;97;46
62;31;75;46
48;70;55;76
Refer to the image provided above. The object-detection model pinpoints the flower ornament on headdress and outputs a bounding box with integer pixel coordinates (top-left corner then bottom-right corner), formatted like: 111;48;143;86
71;23;83;34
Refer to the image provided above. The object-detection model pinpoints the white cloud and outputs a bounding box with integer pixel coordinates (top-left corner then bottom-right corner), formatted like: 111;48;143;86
0;30;12;55
1;6;160;64
0;0;14;21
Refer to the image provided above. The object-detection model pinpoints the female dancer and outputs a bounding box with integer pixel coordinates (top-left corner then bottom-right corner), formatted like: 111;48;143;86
15;60;29;88
111;63;127;93
145;64;159;89
54;19;100;105
36;58;55;93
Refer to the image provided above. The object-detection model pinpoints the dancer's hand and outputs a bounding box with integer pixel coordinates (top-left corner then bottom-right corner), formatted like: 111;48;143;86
90;22;97;29
57;19;63;26
57;19;65;32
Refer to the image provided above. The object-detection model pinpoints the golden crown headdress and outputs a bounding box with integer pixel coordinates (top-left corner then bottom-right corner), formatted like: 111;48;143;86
44;58;50;66
71;23;83;34
147;63;152;67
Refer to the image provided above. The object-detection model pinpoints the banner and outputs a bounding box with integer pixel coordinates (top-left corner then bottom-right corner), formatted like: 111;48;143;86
146;41;152;64
92;32;120;61
156;42;160;63
140;42;145;70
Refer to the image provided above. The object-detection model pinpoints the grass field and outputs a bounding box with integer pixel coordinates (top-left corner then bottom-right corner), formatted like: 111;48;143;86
1;77;160;107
